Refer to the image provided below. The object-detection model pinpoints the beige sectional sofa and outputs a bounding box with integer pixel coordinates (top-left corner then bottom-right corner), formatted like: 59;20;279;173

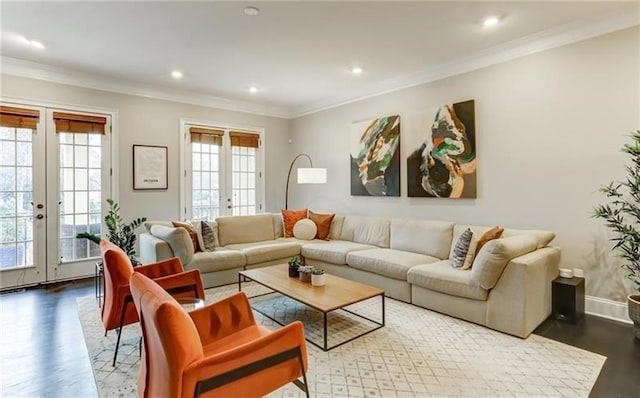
139;213;560;338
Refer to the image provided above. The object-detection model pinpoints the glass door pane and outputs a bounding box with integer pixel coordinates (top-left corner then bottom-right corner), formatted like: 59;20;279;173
46;109;110;281
191;138;222;220
231;146;258;216
58;132;102;262
0;107;47;290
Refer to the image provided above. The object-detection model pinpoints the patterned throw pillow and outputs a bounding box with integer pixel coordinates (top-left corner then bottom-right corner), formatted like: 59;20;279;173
281;209;308;238
309;210;335;240
476;226;504;254
171;221;201;252
451;228;474;269
201;220;218;251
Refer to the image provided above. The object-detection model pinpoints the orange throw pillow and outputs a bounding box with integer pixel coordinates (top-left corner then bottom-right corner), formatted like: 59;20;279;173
282;209;308;238
309;210;335;240
172;221;201;252
476;226;504;254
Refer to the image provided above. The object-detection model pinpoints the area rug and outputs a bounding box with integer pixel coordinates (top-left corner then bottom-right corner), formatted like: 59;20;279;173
77;283;606;397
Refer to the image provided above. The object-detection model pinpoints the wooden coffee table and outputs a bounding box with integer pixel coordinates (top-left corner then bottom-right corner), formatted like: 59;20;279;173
239;264;385;351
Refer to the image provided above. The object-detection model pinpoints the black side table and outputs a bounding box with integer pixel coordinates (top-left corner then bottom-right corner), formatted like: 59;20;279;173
552;276;585;323
95;261;103;308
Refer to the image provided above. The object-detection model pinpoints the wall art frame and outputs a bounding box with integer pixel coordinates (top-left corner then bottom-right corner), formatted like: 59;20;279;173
133;144;168;190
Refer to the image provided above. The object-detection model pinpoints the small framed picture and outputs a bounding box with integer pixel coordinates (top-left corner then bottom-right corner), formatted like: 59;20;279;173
133;145;168;190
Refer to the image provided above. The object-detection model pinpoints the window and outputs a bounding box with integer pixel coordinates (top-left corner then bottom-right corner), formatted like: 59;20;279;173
182;123;263;220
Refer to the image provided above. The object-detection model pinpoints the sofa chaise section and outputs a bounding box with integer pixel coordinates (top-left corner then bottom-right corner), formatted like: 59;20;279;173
408;231;561;338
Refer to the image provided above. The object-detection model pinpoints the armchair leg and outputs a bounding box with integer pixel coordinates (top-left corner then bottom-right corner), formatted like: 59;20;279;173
113;296;132;367
295;349;310;398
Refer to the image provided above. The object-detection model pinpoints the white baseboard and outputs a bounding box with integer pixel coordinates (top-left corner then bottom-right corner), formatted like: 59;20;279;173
585;295;632;324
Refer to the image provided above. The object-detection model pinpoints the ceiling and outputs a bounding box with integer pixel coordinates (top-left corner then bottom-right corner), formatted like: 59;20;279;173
1;1;638;118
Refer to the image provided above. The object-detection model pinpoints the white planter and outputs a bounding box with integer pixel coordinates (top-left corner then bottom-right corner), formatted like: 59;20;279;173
311;273;326;287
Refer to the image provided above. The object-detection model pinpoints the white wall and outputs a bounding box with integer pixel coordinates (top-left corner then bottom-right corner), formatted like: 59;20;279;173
290;27;640;303
0;75;291;220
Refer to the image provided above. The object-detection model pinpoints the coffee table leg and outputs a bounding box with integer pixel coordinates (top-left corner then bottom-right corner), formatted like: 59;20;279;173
382;294;385;326
238;273;242;292
324;312;328;351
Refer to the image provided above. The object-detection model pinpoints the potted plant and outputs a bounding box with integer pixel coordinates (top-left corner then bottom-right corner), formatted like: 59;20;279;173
593;130;640;339
298;265;313;283
76;198;147;265
288;256;302;278
311;267;326;287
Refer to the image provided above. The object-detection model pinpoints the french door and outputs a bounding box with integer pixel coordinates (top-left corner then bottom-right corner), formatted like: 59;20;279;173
181;122;263;220
0;103;111;290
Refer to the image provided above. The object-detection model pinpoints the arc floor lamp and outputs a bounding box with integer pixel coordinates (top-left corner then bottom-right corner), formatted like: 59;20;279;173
285;153;327;209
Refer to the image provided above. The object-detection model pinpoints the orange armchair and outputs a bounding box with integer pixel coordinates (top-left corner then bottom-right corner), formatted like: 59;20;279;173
129;272;309;398
100;240;205;366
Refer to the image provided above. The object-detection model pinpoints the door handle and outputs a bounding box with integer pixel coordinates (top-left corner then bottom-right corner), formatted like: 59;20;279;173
227;205;232;209
36;214;44;220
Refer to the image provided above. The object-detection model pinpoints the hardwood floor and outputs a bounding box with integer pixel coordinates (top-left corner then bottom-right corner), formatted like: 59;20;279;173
1;279;638;397
535;315;640;397
1;280;97;398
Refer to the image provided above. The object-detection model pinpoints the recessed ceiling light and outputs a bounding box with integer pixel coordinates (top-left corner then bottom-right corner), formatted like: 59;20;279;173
17;36;45;50
248;86;259;94
244;6;260;16
483;16;500;27
171;70;183;79
351;66;363;75
29;40;45;50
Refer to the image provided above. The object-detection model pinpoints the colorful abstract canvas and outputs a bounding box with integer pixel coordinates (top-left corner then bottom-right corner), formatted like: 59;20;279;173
407;100;476;198
350;115;400;196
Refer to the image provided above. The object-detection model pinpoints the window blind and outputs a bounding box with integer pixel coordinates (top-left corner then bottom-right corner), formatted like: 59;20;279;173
52;112;107;134
229;131;260;148
0;106;40;129
190;127;223;146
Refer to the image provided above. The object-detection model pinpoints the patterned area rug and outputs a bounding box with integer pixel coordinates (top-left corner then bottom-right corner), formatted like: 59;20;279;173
77;283;606;397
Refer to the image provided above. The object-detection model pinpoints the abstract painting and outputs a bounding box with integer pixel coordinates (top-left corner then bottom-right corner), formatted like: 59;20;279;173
407;100;476;198
350;115;400;196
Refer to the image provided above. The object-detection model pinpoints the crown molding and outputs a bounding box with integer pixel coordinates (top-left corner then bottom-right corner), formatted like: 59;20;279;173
1;8;637;121
0;57;293;119
292;8;640;118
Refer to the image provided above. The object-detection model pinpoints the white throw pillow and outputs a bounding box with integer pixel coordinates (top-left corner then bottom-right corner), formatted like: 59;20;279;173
293;219;317;240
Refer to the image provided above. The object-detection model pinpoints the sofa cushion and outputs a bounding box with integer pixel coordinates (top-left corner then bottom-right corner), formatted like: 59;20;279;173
149;225;194;266
471;235;539;289
293;219;317;240
390;219;454;259
187;249;246;273
346;248;440;281
144;220;173;232
502;228;555;249
408;261;488;301
302;240;377;265
216;214;275;246
272;213;284;238
340;215;390;247
225;240;301;265
329;214;345;240
451;224;554;255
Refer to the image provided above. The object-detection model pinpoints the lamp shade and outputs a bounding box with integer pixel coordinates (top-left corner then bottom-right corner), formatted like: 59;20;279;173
297;168;327;184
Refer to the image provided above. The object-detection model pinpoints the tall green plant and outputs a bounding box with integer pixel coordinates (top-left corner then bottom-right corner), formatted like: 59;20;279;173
593;130;640;293
77;198;147;261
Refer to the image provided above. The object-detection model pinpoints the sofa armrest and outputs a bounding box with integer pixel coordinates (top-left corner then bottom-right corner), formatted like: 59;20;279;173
148;225;195;266
139;232;174;264
486;246;561;338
